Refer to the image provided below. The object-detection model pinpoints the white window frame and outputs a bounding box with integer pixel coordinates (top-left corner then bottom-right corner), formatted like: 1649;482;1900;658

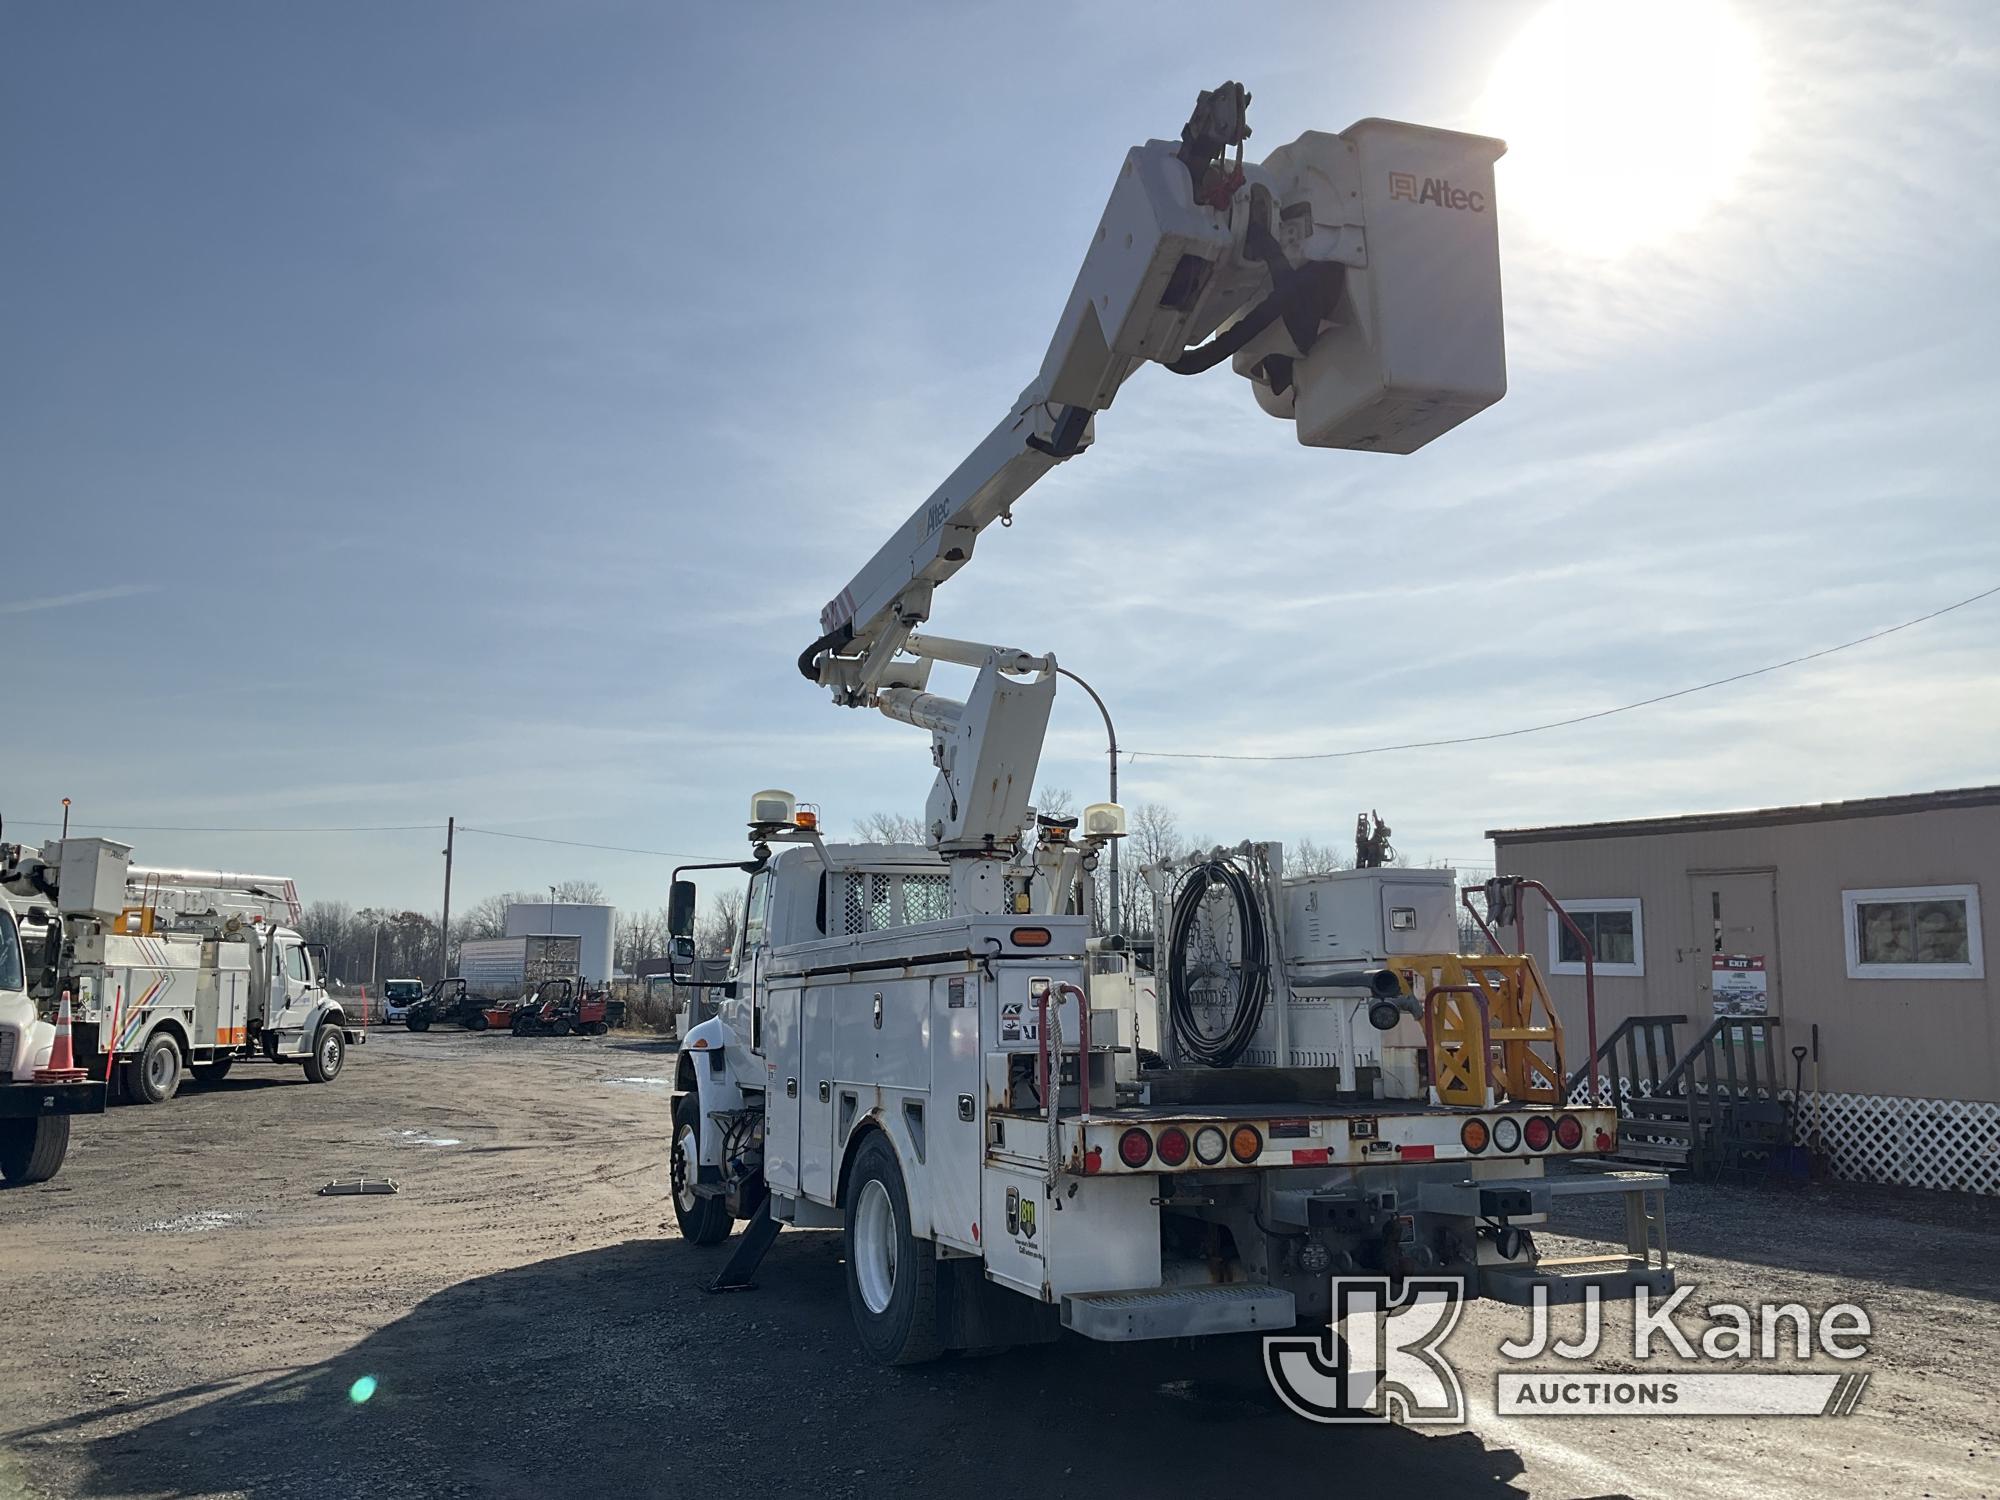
1547;898;1645;978
1842;884;1984;981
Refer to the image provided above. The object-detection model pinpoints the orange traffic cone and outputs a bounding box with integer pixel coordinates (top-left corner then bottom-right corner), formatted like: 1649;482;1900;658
34;992;89;1082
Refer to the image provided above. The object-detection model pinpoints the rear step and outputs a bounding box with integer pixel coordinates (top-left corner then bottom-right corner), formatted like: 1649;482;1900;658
1063;1284;1296;1342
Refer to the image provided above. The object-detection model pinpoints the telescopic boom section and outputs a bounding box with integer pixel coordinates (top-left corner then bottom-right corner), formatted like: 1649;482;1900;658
800;83;1508;705
796;84;1508;860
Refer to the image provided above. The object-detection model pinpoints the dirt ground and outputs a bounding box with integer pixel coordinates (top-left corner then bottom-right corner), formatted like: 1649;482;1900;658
2;1027;1996;1500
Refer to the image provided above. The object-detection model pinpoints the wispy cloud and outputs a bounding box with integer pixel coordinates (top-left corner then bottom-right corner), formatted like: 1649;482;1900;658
0;584;158;616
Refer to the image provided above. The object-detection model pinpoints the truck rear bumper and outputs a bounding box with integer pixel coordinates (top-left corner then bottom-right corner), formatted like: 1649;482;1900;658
0;1079;108;1117
1063;1284;1297;1342
1418;1167;1675;1305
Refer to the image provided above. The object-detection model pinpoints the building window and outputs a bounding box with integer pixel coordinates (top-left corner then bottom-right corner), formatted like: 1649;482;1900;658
1842;885;1984;981
1547;898;1644;977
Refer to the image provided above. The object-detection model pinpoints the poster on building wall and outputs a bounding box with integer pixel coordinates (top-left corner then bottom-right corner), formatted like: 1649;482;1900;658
1711;954;1768;1017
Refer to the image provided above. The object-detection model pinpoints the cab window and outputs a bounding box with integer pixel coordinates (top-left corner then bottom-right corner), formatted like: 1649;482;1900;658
0;908;22;993
283;943;310;983
731;873;773;978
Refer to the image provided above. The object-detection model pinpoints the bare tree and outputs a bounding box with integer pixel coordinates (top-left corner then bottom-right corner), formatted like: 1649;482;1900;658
1035;785;1076;820
851;811;926;844
1286;836;1350;877
696;889;744;959
615;907;668;974
554;878;606;903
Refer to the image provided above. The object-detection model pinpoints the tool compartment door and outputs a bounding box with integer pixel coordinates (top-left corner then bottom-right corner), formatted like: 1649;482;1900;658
798;983;837;1201
928;971;982;1254
761;980;803;1195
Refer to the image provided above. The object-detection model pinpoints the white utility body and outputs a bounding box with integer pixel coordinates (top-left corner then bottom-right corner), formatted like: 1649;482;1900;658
0;837;361;1107
667;86;1670;1364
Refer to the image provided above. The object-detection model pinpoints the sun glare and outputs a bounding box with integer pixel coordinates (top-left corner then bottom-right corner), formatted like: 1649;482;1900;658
1479;0;1762;257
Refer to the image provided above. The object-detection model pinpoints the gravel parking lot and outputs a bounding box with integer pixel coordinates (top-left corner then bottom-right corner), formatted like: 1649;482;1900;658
3;1028;1995;1499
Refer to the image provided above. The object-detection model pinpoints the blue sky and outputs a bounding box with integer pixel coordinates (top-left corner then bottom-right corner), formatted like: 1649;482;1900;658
5;0;1996;918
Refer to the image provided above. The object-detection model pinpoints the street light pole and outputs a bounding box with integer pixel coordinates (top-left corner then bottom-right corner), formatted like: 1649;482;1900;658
1055;666;1121;937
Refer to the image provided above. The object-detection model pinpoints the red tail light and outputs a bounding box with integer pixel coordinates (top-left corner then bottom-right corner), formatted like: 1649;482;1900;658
1524;1115;1554;1152
1156;1128;1190;1167
1554;1114;1583;1150
1118;1128;1154;1168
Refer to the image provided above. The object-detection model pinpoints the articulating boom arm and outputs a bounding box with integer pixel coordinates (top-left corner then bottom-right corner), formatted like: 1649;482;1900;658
800;85;1508;704
796;85;1507;863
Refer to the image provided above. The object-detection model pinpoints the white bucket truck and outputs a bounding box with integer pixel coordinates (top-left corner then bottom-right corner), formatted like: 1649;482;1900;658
0;837;361;1105
660;84;1672;1363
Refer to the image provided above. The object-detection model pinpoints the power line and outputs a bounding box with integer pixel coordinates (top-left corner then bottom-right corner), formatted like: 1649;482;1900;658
1127;581;2000;764
3;819;438;834
456;825;732;862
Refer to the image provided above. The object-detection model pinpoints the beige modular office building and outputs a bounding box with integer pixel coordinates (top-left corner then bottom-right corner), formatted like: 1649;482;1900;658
1489;786;1998;1194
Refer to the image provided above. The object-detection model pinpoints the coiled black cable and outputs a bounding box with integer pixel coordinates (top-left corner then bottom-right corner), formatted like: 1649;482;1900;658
1166;857;1269;1068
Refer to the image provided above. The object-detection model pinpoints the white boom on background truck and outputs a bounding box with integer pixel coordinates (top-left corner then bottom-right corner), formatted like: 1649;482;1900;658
664;84;1672;1364
0;836;361;1106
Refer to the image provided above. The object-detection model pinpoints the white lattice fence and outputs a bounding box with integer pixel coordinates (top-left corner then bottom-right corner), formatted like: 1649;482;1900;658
1799;1092;2000;1196
1567;1075;2000;1197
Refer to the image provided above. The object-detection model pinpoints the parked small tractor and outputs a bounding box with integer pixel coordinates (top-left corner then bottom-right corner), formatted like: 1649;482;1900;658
510;978;611;1037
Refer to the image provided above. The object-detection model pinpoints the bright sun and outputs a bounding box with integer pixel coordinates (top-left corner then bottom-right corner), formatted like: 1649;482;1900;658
1479;0;1763;258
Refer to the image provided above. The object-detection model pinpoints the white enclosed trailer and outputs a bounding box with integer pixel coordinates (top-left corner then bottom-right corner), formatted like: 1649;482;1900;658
660;84;1672;1363
0;838;361;1105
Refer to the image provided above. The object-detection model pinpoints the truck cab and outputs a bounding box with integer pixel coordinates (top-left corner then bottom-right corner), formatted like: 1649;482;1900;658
0;889;107;1184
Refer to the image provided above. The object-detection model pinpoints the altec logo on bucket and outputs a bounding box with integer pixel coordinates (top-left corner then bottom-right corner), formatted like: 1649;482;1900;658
1388;171;1487;212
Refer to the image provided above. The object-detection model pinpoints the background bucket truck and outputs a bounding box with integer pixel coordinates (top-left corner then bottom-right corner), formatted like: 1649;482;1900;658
0;836;362;1106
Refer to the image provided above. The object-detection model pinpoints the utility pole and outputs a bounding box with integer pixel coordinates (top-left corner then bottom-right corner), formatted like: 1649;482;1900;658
1055;667;1120;937
440;817;455;983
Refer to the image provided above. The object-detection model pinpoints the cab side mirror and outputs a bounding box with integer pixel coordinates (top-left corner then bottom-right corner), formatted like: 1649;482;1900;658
668;880;697;940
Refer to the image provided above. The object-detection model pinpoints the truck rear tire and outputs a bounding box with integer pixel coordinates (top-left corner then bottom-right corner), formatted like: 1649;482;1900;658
303;1025;345;1083
0;1115;70;1184
844;1131;944;1366
671;1095;733;1246
131;1034;182;1105
193;1058;233;1085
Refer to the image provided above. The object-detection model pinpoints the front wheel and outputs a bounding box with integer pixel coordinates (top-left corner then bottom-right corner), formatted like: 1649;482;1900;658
130;1033;182;1105
552;1018;572;1038
0;1115;70;1184
303;1025;345;1084
406;1013;430;1032
843;1131;943;1365
671;1095;733;1246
